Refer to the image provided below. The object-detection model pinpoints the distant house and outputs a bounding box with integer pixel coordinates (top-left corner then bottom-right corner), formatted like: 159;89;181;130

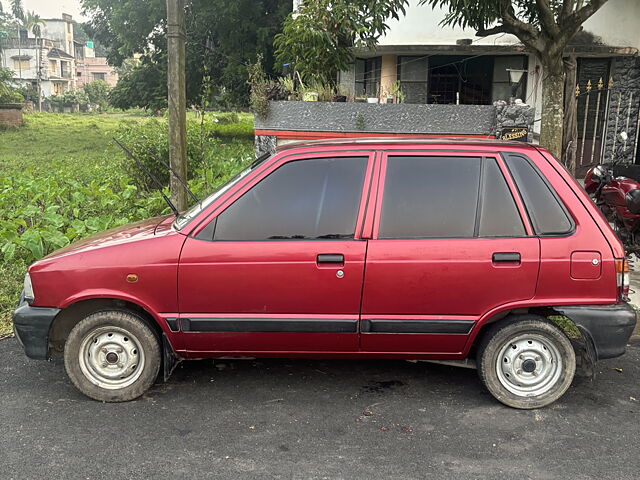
74;41;119;89
0;13;77;96
286;0;640;172
0;13;118;98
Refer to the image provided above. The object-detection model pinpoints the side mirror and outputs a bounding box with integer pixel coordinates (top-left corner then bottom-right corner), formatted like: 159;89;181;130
592;165;605;181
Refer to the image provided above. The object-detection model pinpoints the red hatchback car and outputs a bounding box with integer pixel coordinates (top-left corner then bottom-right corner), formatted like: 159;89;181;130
13;139;637;408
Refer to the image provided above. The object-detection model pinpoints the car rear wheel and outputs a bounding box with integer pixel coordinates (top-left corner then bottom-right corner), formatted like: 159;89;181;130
477;315;576;409
64;310;161;402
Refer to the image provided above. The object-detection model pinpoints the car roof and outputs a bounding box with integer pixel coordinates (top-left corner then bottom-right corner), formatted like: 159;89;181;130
275;136;537;152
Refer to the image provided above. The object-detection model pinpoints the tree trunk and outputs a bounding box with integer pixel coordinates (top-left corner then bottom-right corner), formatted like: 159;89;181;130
166;0;188;211
539;58;565;160
562;56;578;176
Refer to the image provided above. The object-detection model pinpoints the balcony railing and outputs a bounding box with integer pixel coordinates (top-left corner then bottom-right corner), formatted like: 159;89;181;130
0;37;60;50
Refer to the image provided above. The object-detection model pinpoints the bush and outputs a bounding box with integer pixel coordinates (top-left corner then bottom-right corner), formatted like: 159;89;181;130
83;80;110;108
0;89;24;104
114;117;253;192
0;67;24;104
63;89;89;107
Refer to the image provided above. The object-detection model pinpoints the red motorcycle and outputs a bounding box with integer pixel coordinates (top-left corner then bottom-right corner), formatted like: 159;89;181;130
584;164;640;254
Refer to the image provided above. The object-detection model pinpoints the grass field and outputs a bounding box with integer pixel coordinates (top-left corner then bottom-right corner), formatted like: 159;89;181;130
0;111;254;336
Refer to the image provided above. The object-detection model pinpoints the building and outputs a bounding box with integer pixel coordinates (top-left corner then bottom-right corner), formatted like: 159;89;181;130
0;13;77;97
1;13;118;100
287;0;640;172
74;41;119;88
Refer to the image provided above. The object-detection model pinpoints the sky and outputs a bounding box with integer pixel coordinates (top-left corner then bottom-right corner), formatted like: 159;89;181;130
1;0;88;21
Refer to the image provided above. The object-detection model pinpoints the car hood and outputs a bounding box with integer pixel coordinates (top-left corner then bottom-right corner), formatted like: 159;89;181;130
38;215;176;263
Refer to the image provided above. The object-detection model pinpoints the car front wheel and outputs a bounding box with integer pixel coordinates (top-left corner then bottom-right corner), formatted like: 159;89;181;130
477;315;576;409
64;310;161;402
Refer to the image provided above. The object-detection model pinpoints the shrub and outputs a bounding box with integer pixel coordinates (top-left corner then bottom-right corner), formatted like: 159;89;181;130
114;117;253;192
83;80;110;108
62;89;89;107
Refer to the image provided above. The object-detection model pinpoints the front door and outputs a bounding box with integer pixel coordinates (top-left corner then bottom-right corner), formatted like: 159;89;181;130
360;152;540;354
178;153;374;354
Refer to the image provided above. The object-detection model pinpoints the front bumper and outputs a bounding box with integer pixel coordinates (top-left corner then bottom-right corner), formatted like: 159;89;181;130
556;303;637;360
13;294;60;360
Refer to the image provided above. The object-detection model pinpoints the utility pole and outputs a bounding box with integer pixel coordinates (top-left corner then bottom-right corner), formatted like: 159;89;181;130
166;0;188;211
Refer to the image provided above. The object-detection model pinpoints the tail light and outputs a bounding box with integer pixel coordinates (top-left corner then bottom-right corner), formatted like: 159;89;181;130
615;258;630;301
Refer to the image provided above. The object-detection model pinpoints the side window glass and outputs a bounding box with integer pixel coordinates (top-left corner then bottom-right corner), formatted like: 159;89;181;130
212;157;367;241
479;159;526;237
379;156;481;238
506;155;573;235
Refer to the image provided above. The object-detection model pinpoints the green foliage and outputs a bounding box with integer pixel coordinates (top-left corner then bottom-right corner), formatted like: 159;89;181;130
420;0;552;32
63;88;89;106
274;0;408;83
15;83;37;102
0;66;23;104
113;115;254;190
0;88;23;103
108;56;167;110
81;0;292;109
248;55;287;119
83;80;110;108
0;111;254;335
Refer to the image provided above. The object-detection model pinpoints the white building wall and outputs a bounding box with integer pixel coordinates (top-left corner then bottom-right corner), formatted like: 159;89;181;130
582;0;640;50
41;18;74;56
1;47;40;80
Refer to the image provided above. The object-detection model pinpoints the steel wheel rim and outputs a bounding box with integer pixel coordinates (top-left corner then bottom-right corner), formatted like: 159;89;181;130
495;333;563;397
78;326;145;390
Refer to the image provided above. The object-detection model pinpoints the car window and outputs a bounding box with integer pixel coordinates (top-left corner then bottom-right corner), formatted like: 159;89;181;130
379;156;482;238
505;154;573;235
210;157;368;241
478;159;526;237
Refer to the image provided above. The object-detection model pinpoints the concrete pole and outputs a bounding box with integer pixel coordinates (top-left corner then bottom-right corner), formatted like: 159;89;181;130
166;0;188;211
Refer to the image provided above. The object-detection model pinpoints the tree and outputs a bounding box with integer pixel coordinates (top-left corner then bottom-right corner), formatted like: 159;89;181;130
276;0;609;161
275;0;407;84
80;0;292;109
422;0;609;160
10;0;24;22
23;10;45;110
83;79;110;108
73;21;108;57
108;55;168;110
23;10;44;38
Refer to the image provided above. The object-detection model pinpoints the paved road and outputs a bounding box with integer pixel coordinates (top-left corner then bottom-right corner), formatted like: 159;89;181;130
1;338;639;480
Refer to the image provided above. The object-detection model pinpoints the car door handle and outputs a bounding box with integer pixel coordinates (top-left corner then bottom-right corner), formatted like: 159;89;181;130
317;254;344;264
492;252;521;264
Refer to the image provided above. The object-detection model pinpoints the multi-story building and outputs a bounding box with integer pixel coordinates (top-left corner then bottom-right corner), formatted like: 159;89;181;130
0;13;76;97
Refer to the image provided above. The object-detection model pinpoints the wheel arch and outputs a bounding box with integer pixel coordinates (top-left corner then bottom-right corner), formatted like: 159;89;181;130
49;296;165;355
467;306;582;353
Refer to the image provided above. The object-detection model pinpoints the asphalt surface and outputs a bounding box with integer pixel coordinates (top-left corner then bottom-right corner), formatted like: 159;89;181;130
1;338;639;480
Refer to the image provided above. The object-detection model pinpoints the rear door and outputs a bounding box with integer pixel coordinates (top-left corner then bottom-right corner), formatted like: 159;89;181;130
178;151;375;354
360;151;540;354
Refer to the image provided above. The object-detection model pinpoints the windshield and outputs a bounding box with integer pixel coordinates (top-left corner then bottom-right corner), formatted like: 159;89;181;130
173;154;270;231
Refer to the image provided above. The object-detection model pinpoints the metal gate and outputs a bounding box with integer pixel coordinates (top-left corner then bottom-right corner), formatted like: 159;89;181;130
576;77;640;175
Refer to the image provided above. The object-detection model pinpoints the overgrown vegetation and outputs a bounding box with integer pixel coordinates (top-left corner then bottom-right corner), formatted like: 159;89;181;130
0;111;254;336
81;0;292;109
0;67;24;104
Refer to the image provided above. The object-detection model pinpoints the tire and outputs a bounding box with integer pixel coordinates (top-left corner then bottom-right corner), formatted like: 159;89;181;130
477;315;576;409
64;310;161;402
